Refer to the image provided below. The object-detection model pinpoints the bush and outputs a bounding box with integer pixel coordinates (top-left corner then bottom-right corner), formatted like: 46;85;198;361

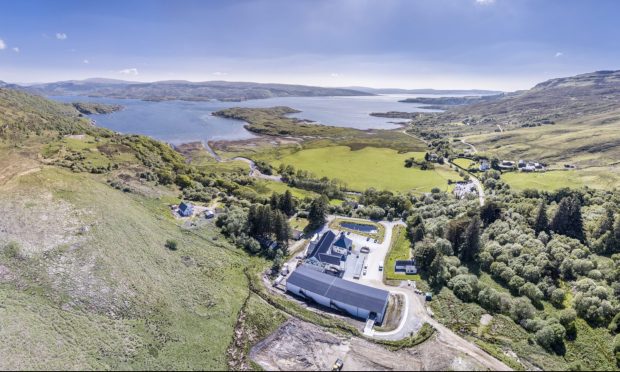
550;288;566;308
2;241;21;259
510;297;536;322
519;282;544;304
449;274;479;302
165;239;178;251
535;323;566;352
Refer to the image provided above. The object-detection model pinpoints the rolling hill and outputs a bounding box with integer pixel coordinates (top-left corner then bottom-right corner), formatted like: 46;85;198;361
410;70;620;136
21;79;373;102
0;88;258;369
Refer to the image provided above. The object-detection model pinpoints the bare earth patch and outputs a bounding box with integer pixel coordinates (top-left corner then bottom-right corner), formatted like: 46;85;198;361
250;319;487;371
0;187;88;256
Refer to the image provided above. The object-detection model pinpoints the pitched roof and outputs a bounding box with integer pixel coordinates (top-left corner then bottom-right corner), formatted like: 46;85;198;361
332;233;352;250
307;230;345;265
395;259;415;266
179;202;192;211
288;265;389;314
319;253;342;266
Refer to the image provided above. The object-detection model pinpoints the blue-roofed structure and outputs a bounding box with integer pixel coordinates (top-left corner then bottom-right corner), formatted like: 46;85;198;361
305;230;352;271
178;202;194;217
286;265;390;323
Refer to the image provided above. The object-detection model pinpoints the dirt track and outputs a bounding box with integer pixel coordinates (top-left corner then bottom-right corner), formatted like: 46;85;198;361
251;319;494;371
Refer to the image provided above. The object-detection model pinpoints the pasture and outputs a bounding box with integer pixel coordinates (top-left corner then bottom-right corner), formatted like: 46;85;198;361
272;146;462;193
501;169;620;191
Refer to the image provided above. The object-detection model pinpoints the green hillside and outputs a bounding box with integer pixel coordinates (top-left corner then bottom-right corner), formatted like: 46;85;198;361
0;88;264;369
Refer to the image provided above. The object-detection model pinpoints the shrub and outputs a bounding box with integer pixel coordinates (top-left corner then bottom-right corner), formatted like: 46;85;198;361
519;282;544;304
550;288;566;308
165;239;178;251
510;297;536;322
449;274;479;302
2;241;21;259
535;323;566;352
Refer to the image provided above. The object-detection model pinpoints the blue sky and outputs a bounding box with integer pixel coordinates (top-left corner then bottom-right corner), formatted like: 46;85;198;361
0;0;619;90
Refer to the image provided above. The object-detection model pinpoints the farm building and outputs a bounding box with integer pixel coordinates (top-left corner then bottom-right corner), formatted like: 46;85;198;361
394;259;417;274
453;181;477;199
305;230;352;271
286;265;390;323
178;202;194;217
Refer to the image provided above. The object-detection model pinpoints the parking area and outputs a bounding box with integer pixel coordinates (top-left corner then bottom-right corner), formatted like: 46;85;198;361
333;223;393;285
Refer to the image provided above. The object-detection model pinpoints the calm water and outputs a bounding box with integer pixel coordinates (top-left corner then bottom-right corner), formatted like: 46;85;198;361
340;222;378;233
49;94;441;146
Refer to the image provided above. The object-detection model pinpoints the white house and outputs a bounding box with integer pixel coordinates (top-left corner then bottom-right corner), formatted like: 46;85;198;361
286;265;390;324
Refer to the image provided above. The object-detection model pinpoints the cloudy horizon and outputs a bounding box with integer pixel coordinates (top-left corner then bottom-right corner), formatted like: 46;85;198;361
1;0;619;91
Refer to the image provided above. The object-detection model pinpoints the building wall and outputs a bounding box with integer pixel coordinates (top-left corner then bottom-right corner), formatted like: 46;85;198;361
286;282;385;323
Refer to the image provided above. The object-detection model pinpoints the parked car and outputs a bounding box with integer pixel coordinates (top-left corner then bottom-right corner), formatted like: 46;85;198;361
363;269;367;276
332;358;344;371
378;263;383;271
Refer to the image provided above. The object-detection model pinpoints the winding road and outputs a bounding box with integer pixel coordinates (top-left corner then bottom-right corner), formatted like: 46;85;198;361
279;217;510;371
457;139;486;206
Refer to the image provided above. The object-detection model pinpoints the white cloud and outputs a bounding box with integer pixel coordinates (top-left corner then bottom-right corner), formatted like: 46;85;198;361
330;72;340;77
475;0;495;4
56;33;68;40
0;39;5;50
83;59;89;64
212;71;228;76
118;68;139;76
554;52;564;58
13;47;19;53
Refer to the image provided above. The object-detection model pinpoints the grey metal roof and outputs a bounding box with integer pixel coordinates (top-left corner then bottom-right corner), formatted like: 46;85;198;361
319;253;342;266
395;260;415;267
288;265;389;314
307;230;346;265
333;233;352;250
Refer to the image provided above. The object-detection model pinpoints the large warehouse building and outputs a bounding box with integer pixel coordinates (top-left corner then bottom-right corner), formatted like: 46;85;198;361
286;265;390;323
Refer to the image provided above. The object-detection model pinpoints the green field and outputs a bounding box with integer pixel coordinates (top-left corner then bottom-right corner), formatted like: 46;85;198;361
502;170;586;191
453;158;477;170
251;179;318;200
273;146;462;193
0;166;252;370
289;217;309;231
465;112;620;169
384;225;420;282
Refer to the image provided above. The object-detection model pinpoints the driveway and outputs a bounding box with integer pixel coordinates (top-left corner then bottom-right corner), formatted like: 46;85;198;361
282;216;510;371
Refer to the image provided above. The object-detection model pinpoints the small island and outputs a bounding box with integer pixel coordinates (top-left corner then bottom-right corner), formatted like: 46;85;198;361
369;111;423;119
398;94;503;106
71;102;124;115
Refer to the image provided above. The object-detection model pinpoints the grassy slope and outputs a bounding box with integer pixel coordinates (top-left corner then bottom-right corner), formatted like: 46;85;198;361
213;106;427;153
501;170;585;191
0;166;251;370
463;110;620;190
429;280;617;371
384;225;420;282
272;146;462;193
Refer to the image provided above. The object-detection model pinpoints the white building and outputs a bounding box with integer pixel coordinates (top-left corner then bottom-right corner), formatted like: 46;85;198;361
286;265;390;324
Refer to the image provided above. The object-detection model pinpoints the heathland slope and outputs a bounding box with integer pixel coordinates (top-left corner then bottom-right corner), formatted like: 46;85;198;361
23;79;372;102
410;70;620;138
0;88;255;369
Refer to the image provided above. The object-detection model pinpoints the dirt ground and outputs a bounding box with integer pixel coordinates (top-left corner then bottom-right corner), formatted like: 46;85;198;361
250;319;488;371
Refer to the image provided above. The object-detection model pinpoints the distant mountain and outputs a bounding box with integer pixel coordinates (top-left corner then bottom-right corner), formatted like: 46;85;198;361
0;80;21;89
411;70;620;131
23;79;373;102
344;87;503;95
398;94;505;105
